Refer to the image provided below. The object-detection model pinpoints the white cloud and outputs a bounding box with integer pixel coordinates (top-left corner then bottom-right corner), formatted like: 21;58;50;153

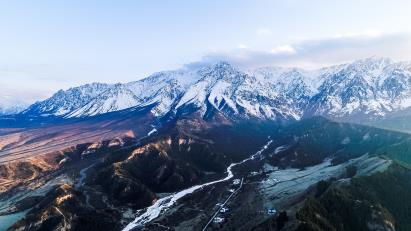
198;31;411;69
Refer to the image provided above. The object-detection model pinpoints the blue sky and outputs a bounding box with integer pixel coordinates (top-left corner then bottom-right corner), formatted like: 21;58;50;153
1;0;411;103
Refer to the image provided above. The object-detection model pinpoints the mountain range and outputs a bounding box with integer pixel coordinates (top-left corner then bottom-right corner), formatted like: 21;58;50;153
13;57;411;123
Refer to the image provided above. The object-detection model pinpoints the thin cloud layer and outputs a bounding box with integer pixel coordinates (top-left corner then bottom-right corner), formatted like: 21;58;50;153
198;32;411;69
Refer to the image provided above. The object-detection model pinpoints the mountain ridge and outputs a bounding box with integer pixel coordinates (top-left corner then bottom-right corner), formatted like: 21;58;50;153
19;57;411;122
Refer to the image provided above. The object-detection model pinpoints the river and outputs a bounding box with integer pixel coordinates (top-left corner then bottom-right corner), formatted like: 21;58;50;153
122;139;273;231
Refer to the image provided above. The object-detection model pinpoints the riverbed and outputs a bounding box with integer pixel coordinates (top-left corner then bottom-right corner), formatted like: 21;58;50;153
122;140;273;231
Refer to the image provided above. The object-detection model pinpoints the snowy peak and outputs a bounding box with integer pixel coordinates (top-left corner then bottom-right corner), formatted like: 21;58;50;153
198;61;244;82
175;62;247;113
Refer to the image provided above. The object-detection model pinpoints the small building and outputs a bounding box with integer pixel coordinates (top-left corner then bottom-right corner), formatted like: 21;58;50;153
249;171;259;176
233;179;241;185
213;217;224;223
228;189;235;193
220;207;228;213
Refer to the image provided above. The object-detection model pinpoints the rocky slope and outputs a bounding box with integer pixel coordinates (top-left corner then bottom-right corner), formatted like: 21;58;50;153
4;116;273;231
3;113;411;231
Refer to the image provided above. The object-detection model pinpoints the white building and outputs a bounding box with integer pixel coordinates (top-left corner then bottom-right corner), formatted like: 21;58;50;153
213;217;224;223
220;207;228;213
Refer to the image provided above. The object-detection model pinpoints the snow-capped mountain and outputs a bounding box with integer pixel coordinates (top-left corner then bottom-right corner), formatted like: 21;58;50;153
19;57;411;122
305;57;411;119
23;83;112;116
0;95;29;115
0;103;27;115
67;84;141;117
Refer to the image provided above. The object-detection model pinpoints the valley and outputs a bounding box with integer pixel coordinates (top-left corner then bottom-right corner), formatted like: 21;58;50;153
2;0;411;230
